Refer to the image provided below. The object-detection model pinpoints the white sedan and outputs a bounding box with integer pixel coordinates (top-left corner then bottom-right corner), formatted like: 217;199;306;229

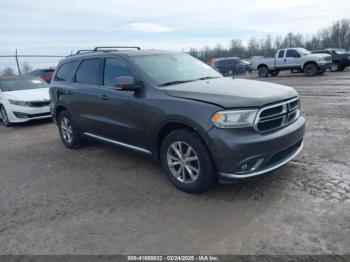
0;76;51;126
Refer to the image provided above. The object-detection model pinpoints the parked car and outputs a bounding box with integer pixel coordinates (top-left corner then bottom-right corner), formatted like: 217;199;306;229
311;48;350;72
29;68;55;83
251;48;332;77
0;76;51;126
50;47;305;193
212;57;251;76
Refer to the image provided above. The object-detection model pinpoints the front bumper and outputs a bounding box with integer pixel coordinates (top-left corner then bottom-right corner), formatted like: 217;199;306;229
207;116;305;182
4;104;51;123
317;61;332;70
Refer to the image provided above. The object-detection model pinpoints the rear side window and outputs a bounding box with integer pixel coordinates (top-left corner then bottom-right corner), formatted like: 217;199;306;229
278;50;285;58
104;58;135;87
75;59;103;85
55;62;77;81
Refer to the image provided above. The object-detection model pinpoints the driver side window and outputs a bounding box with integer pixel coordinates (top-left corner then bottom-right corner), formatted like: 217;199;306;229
286;49;300;58
104;58;135;87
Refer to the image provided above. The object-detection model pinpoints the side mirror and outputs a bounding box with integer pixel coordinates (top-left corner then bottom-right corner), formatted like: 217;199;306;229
114;76;139;91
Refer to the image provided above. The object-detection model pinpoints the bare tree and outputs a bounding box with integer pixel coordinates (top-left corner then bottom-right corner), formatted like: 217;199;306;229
21;62;32;75
2;67;15;76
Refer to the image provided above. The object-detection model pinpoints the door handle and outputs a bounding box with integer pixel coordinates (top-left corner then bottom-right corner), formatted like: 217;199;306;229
99;94;108;100
63;89;73;95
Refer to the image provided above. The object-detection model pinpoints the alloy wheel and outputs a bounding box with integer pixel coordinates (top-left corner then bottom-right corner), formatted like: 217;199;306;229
330;63;339;72
1;107;9;126
167;141;200;184
60;116;73;144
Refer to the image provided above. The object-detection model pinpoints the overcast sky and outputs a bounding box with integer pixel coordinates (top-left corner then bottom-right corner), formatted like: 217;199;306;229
0;0;349;71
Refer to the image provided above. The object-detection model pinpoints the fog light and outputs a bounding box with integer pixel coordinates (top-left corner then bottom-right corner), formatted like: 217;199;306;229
239;158;265;173
241;163;248;171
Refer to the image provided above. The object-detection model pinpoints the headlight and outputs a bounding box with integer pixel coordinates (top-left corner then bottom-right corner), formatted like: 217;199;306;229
211;109;258;128
8;99;31;107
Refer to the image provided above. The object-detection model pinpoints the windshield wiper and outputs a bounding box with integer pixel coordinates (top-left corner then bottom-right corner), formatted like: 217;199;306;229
197;76;221;80
159;80;195;86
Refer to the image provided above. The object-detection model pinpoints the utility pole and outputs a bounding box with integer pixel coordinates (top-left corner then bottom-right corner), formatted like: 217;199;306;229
15;49;21;75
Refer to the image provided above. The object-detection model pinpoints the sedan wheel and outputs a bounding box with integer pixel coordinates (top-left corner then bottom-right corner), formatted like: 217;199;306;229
1;107;10;127
167;141;200;184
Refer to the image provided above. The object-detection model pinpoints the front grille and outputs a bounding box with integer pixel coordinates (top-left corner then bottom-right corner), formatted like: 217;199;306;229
14;112;51;119
29;100;50;107
254;98;300;132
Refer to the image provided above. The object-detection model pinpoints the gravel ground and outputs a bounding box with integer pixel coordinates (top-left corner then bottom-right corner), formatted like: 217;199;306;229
0;70;349;255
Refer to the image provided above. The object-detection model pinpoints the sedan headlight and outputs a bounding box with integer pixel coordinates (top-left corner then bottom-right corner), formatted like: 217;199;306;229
8;99;31;107
211;109;258;128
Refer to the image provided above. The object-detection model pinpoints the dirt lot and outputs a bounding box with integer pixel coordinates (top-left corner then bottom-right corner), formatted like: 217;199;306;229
0;70;349;255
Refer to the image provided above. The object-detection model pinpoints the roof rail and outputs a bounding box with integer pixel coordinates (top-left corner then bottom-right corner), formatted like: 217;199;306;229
76;49;94;54
93;46;141;51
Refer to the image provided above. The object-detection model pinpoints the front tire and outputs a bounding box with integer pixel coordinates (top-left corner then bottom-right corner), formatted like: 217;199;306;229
58;110;82;148
1;106;11;127
330;62;341;72
160;129;216;193
304;63;318;76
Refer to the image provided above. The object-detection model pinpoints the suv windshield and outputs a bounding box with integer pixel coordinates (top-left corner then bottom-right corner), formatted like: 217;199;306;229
0;77;49;92
132;53;222;86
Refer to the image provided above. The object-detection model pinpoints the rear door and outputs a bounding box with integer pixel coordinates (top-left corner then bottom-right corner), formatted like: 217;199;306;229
69;58;105;134
276;49;286;68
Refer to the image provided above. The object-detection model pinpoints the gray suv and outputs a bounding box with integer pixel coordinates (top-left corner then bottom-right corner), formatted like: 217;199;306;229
50;47;305;193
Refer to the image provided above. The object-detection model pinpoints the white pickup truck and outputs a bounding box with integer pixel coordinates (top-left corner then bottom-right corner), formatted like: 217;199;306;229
251;48;332;77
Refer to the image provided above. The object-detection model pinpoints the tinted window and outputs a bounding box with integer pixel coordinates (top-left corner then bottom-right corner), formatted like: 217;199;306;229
286;49;300;58
278;50;285;58
54;62;77;81
104;58;135;87
75;59;103;85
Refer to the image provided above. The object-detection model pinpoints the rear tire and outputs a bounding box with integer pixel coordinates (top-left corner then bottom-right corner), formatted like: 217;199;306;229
270;70;279;77
0;106;11;127
304;63;318;76
160;128;216;193
258;66;269;77
58;110;82;149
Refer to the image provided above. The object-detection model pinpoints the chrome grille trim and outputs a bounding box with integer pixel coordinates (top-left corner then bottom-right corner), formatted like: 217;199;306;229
254;97;300;132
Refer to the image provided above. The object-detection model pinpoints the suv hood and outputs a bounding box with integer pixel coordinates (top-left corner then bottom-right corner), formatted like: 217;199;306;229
2;88;49;101
164;77;297;108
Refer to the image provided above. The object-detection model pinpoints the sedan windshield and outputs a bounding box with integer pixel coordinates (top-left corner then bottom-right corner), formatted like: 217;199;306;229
0;77;49;92
132;53;222;86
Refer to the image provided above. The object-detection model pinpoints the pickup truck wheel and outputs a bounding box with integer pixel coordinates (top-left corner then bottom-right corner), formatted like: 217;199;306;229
58;110;82;149
258;66;269;77
330;62;341;72
160;129;216;194
270;70;279;77
304;63;318;76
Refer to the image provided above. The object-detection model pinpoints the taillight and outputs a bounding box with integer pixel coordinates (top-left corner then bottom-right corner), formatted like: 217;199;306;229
42;76;50;81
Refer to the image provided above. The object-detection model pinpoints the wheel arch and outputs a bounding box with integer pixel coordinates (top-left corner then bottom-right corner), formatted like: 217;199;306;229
303;61;318;70
154;120;215;164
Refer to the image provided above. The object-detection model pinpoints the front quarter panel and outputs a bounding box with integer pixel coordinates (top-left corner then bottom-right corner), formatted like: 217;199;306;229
144;90;222;154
